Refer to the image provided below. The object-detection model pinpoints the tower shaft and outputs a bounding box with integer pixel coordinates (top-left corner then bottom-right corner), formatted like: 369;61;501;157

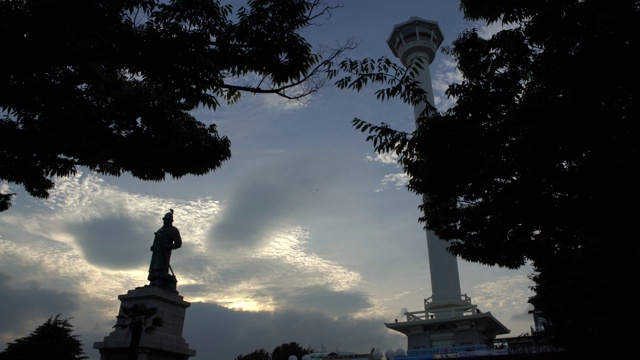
387;16;462;311
384;17;509;354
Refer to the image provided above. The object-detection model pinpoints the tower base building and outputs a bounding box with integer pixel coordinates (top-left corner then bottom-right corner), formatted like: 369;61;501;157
385;294;509;358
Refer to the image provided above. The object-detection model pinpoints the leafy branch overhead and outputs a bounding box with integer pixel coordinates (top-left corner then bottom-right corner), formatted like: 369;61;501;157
333;55;432;165
0;0;356;211
333;57;431;107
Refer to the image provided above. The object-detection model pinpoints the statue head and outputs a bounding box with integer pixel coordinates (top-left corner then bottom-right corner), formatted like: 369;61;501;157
162;209;174;222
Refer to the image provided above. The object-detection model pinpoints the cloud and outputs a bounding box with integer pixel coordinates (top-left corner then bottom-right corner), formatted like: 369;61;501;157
0;272;80;344
276;286;373;316
509;304;535;323
4;169;368;319
65;216;150;269
207;156;325;251
377;173;409;192
181;303;406;360
366;153;399;165
0;166;535;360
433;55;463;111
363;153;409;192
179;226;364;315
471;275;532;310
208;177;293;249
469;275;535;334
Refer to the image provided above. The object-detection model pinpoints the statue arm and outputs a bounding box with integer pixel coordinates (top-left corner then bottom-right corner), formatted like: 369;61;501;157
168;227;182;250
150;232;158;251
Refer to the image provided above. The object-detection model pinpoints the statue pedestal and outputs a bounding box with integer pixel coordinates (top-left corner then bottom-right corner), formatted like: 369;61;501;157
93;286;196;360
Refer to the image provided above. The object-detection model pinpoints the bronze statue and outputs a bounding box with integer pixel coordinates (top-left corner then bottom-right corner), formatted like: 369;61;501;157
148;209;182;289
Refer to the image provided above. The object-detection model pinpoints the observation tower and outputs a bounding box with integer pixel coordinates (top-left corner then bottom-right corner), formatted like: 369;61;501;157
383;17;510;355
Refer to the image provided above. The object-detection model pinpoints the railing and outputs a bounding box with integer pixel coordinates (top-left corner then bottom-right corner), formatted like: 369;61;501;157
423;294;473;309
398;344;565;359
403;295;478;321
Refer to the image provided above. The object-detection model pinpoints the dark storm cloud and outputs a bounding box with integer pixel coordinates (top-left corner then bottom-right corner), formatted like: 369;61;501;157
181;302;406;360
209;178;290;248
0;272;80;336
275;287;373;316
65;216;150;269
207;157;324;250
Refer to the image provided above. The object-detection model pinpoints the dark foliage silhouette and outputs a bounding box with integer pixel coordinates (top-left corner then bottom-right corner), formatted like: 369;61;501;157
0;314;88;360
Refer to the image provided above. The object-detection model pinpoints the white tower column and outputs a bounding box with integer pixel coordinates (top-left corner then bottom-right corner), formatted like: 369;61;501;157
387;17;463;311
384;18;510;354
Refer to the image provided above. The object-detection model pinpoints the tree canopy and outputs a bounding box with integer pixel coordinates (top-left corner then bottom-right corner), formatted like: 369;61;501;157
0;0;353;212
0;314;87;360
235;348;271;360
235;342;312;360
271;342;312;360
345;0;639;356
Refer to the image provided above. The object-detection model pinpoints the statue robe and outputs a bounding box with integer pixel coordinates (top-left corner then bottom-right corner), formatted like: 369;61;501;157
148;225;182;286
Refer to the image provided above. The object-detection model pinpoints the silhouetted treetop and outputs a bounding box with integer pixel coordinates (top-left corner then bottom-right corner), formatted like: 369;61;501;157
0;314;88;360
0;0;354;212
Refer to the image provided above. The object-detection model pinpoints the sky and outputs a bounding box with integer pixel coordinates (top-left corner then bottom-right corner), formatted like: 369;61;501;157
0;1;536;359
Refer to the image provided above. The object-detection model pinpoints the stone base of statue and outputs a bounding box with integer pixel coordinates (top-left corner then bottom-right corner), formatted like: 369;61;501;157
93;285;196;360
